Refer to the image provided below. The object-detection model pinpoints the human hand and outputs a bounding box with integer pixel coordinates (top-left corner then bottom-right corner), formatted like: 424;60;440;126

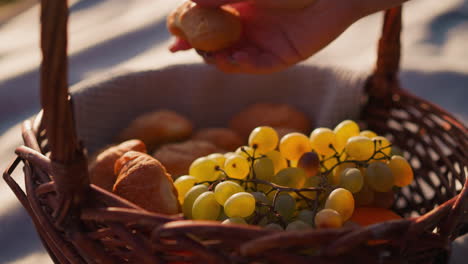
170;0;407;74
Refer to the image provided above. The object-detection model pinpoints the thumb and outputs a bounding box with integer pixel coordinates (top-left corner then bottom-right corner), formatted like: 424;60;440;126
190;0;245;7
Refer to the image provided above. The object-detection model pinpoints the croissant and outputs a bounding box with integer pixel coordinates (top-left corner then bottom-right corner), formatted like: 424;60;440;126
89;139;146;192
113;151;180;214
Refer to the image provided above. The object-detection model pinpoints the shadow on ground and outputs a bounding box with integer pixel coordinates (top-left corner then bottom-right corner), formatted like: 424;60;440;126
0;206;46;263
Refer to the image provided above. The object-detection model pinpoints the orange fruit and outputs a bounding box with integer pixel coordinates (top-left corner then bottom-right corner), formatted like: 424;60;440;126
350;207;401;227
349;207;402;245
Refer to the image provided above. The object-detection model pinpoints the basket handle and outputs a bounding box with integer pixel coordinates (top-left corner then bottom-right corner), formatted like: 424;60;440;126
40;0;89;227
368;6;402;99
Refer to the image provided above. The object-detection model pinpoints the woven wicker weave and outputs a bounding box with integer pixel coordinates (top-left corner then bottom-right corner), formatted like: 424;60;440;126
3;1;468;263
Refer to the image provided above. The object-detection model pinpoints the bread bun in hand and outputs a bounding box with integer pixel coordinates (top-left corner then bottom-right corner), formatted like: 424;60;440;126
167;1;242;52
113;151;181;215
89;139;147;192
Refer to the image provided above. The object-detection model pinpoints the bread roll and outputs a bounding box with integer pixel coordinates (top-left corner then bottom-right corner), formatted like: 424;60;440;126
275;127;300;140
113;151;180;214
229;103;312;139
89;139;147;192
153;140;223;178
167;1;242;52
192;127;243;151
117;110;193;152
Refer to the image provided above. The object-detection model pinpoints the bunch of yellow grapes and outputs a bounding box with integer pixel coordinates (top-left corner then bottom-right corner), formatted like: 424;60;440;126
173;120;414;231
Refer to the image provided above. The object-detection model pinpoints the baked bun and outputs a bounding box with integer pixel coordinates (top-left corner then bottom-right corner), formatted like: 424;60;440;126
89;139;147;192
153;140;223;178
167;1;242;52
192;127;243;151
117;110;193;152
229;103;312;139
274;127;301;140
113;151;180;214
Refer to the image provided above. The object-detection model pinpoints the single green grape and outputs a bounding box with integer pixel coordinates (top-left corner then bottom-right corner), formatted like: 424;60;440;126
264;150;288;174
251;191;271;205
334;120;360;151
214;181;244;205
297;152;320;178
222;217;247;225
248;126;279;154
224;192;256;218
252;157;275;182
224;154;250;179
286;220;311;231
279;132;312;162
331;163;356;185
310;128;338;156
192;191;220;220
207;153;226;169
251;191;271;214
189;157;221;182
183;185;209;219
273;193;296;221
314;208;343;228
360;130;377;139
324;188;354;221
345;136;374;161
388;155;413;187
264;223;284;231
257;216;270;227
272;167;306;189
339;168;364;193
372;136;392;159
366;162;394;192
296;209;314;226
174;175;198;204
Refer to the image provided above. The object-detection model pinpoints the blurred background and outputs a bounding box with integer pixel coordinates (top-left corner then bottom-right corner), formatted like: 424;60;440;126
0;0;467;263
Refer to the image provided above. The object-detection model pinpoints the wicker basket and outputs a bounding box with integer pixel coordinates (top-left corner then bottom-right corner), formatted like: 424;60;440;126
3;1;468;263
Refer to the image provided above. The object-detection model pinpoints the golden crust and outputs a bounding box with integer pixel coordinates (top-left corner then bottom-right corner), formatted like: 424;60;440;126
167;1;242;51
117;110;193;152
153;140;223;179
192;127;243;151
113;151;181;215
89;139;146;192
